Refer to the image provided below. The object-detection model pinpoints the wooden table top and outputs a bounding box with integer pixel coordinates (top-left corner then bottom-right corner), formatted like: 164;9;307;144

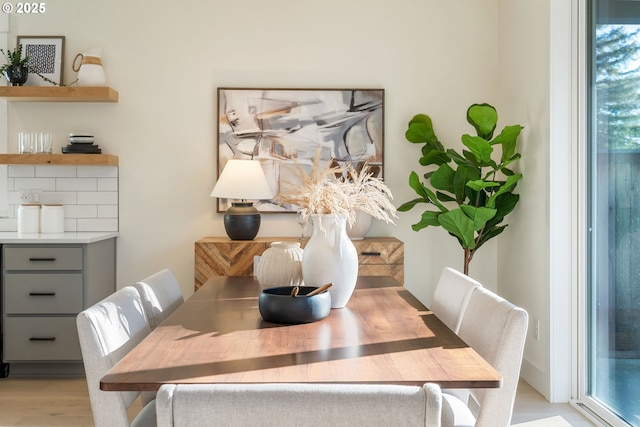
100;276;502;392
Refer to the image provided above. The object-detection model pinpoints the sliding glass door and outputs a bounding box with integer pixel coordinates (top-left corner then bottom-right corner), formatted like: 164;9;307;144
586;1;640;425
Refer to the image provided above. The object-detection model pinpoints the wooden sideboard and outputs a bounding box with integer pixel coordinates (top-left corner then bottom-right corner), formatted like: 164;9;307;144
194;236;404;290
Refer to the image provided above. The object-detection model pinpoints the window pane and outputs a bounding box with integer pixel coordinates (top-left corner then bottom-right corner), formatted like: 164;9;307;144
589;15;640;426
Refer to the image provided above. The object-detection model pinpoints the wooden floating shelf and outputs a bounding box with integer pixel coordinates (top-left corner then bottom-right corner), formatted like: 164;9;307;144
0;154;118;166
0;86;118;102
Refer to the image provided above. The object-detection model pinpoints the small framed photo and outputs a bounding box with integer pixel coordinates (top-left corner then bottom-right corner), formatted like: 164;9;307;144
16;35;65;86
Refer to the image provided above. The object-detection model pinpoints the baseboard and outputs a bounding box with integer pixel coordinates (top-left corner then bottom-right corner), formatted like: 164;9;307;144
520;358;550;399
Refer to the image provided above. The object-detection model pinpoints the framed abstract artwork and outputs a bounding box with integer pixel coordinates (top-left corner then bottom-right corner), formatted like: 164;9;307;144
216;87;384;212
17;35;65;86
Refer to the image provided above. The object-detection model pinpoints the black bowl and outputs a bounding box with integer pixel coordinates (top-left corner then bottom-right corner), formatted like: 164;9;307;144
259;286;331;324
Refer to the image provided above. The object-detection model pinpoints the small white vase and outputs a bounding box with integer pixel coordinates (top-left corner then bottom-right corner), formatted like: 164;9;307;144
256;241;304;288
347;210;373;240
302;215;359;308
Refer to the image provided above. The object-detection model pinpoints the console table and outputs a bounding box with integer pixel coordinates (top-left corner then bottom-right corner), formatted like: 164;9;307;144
194;237;404;291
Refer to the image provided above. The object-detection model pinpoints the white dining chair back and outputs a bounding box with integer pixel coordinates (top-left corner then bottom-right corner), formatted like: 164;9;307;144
441;286;528;427
134;268;184;330
430;267;482;333
76;286;156;427
156;383;443;427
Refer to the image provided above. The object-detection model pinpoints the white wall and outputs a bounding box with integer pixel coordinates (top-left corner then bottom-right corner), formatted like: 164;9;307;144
496;0;551;397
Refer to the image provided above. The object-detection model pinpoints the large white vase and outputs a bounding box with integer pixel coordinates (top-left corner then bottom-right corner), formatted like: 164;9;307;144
346;210;373;240
302;214;358;308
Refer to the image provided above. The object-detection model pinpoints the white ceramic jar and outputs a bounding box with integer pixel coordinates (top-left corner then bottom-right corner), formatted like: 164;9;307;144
256;241;304;288
40;204;65;233
17;204;41;233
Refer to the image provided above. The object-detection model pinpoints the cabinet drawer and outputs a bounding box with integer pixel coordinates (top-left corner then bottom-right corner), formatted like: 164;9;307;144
3;247;83;271
3;317;81;361
4;274;83;314
353;240;404;265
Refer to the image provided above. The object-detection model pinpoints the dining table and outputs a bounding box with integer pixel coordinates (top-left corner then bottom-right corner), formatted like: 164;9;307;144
100;275;502;392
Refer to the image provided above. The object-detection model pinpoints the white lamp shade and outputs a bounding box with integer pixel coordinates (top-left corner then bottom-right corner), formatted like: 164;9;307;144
210;159;274;200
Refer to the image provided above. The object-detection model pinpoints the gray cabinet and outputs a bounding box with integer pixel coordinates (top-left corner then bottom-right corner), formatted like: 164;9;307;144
2;238;115;374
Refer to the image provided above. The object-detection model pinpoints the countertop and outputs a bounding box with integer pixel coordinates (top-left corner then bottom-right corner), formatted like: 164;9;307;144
0;232;118;244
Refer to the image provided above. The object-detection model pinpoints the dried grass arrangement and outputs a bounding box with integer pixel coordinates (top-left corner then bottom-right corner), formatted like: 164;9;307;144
276;151;397;228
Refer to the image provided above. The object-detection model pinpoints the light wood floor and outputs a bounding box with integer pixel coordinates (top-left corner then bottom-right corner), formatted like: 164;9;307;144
0;376;595;426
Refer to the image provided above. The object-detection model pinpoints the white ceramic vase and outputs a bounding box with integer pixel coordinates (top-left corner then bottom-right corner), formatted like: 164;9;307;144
346;210;373;240
302;214;358;308
256;241;304;288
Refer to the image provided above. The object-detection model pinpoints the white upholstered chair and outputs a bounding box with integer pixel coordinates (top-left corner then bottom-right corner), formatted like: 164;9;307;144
76;286;156;427
440;286;528;427
156;383;443;427
430;267;482;333
133;268;184;330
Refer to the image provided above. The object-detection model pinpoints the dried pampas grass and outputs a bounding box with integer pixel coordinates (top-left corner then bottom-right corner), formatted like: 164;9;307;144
276;151;397;228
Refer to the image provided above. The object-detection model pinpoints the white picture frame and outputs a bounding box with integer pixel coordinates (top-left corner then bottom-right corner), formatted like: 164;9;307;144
17;35;65;86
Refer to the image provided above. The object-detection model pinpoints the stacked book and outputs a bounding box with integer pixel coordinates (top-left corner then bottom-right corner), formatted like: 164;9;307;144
61;134;102;154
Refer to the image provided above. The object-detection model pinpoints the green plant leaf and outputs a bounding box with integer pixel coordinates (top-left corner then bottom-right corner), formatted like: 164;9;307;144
430;163;455;193
407;171;447;211
466;179;500;192
476;225;507;250
486;192;520;228
397;198;425;212
408;171;429;199
438;209;476;249
460;205;497;231
447;149;473;167
490;124;523;162
462;134;493;165
486;173;522;208
412;210;441;231
406;114;439;145
467;103;498;140
436;191;456;202
453;164;480;202
419;148;450;167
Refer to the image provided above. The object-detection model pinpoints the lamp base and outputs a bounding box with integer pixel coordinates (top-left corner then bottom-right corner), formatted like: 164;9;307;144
224;202;261;240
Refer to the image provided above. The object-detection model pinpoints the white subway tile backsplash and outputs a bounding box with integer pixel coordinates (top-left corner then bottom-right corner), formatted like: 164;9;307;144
14;177;56;191
39;191;77;205
36;165;77;177
64;218;77;232
0;218;17;231
77;191;118;205
77;218;118;232
97;178;118;192
65;204;98;218
98;205;118;218
8;165;35;177
56;177;97;192
4;165;118;232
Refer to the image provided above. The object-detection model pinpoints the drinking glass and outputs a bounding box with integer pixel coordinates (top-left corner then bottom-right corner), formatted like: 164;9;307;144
18;132;33;154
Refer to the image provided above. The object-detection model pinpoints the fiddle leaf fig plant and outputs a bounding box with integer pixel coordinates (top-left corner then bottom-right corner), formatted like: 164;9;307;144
398;103;523;274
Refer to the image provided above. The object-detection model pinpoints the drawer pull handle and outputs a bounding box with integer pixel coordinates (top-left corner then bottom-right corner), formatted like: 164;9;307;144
29;257;56;262
29;337;56;341
29;292;56;296
361;251;382;256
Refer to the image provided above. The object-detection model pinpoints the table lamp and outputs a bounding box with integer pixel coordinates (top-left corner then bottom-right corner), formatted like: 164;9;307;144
210;159;273;240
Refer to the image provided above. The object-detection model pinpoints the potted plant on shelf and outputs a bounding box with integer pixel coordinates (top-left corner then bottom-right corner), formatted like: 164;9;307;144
276;151;397;308
398;103;524;275
1;45;62;86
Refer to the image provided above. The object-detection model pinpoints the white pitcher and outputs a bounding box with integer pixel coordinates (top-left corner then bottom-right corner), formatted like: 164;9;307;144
72;48;106;86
